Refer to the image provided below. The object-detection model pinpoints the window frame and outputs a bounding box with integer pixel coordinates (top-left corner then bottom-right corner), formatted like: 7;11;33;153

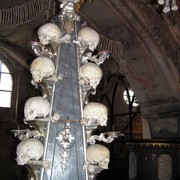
123;88;139;107
0;61;14;108
0;54;17;121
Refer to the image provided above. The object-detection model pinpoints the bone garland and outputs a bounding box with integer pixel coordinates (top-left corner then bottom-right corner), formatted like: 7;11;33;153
158;0;178;13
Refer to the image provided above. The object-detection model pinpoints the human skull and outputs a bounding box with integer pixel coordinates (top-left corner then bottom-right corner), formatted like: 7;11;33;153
87;144;110;169
16;138;44;165
83;102;108;126
30;56;55;83
24;96;50;121
76;27;100;53
37;23;62;45
79;62;102;90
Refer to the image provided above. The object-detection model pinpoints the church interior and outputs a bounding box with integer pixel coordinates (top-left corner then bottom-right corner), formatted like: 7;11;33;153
0;0;179;179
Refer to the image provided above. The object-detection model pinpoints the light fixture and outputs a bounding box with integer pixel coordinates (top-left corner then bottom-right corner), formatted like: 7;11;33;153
11;1;118;179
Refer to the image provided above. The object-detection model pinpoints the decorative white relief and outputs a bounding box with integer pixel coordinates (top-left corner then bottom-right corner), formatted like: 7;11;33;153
56;121;76;171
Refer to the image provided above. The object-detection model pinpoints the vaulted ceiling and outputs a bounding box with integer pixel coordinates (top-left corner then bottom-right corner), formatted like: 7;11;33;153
0;0;180;119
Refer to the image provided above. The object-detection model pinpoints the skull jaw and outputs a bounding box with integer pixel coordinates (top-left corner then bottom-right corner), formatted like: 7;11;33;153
98;120;107;127
24;111;37;121
98;159;110;169
39;36;49;46
89;41;98;52
31;72;43;83
16;155;30;165
89;79;100;90
97;117;108;126
85;117;107;127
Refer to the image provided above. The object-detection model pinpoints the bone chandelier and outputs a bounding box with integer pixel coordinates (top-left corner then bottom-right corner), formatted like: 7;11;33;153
10;0;118;180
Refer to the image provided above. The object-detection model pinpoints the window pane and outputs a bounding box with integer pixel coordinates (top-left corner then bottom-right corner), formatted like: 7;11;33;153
0;91;11;107
1;63;10;73
123;89;139;107
0;73;13;90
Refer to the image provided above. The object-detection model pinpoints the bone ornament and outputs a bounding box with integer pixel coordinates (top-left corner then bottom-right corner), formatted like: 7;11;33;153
30;56;55;83
81;102;108;127
158;0;178;13
11;129;42;141
37;23;71;45
81;51;111;66
83;144;110;172
24;96;50;121
73;26;100;55
16;138;44;165
28;41;56;58
59;1;80;21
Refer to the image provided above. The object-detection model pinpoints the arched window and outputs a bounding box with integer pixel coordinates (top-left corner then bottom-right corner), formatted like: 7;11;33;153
123;89;139;107
0;60;13;108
